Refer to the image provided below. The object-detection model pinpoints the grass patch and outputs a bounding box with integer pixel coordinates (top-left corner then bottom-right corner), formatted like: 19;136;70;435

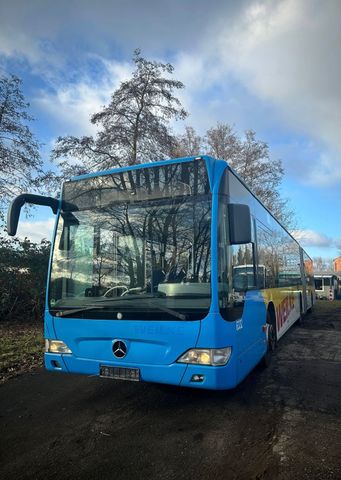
0;322;44;384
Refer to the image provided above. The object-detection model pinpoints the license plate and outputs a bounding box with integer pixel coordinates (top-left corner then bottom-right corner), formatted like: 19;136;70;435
100;365;140;382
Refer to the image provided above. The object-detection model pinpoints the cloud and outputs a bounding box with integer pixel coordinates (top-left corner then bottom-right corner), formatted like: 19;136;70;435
166;1;341;186
216;0;341;185
16;218;55;243
34;57;132;136
291;229;341;249
0;1;242;57
0;30;42;65
1;0;341;186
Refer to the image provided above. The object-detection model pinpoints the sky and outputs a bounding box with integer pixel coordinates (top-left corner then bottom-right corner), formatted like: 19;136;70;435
0;0;340;262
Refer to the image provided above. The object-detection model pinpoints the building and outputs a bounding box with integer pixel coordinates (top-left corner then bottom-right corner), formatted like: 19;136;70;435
333;256;341;273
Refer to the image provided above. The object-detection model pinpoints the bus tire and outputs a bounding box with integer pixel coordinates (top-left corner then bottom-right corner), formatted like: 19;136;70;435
260;310;277;368
307;293;314;314
297;294;304;326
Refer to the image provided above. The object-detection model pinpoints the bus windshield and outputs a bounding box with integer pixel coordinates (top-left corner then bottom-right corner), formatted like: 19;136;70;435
49;161;212;320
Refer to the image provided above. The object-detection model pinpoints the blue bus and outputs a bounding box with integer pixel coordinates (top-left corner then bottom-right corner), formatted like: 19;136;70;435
7;156;315;389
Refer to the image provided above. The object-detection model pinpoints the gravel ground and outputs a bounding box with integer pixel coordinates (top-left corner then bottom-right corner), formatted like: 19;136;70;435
0;300;340;480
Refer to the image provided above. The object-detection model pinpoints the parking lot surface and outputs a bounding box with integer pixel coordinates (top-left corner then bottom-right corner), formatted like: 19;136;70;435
1;301;341;480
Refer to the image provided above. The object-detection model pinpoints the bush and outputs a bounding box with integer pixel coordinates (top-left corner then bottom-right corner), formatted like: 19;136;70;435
0;236;50;323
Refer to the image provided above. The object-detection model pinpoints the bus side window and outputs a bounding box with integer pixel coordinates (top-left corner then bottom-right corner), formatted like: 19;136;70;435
257;223;277;289
232;243;256;292
257;265;266;289
231;212;257;295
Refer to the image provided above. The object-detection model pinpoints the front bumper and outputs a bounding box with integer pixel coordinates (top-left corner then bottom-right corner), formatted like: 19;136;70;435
45;353;238;390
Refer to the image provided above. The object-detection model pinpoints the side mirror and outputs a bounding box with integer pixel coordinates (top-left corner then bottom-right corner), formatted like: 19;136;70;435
228;203;252;245
7;193;59;236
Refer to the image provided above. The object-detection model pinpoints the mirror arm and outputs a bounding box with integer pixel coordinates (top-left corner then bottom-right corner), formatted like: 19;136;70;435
7;193;59;237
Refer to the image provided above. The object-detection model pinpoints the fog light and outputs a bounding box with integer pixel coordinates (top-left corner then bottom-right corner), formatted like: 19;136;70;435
51;360;61;369
45;339;72;354
191;374;204;382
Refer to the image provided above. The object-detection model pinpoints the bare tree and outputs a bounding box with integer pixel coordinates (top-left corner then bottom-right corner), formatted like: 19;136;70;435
236;130;283;205
0;75;41;217
313;257;323;271
205;123;295;228
173;123;295;228
52;49;187;176
313;256;335;272
206;124;283;205
173;126;203;157
205;122;241;164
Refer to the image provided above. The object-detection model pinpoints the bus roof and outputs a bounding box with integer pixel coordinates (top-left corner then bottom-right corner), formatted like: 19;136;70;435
70;156;206;182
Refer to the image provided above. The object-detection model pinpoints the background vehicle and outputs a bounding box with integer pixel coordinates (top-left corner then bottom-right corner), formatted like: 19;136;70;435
7;156;315;389
314;272;338;300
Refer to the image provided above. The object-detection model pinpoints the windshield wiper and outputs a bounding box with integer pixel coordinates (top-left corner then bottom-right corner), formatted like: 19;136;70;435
51;306;105;318
86;294;187;320
53;294;187;321
170;293;210;298
142;300;187;320
87;293;165;304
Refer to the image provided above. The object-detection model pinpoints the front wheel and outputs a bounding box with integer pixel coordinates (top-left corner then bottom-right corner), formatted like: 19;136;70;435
297;294;304;326
260;313;277;368
306;293;314;314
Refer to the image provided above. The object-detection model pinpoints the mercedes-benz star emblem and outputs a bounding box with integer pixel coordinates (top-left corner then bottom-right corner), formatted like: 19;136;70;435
112;340;127;358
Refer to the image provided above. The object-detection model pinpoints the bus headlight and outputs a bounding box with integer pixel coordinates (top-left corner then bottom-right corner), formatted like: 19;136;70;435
177;347;232;366
45;339;72;354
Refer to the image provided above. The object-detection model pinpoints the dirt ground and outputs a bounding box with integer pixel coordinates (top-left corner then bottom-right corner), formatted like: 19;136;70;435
0;300;340;480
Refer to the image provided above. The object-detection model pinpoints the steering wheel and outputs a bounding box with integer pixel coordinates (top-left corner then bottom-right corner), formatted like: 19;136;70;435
121;287;143;296
103;285;128;297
